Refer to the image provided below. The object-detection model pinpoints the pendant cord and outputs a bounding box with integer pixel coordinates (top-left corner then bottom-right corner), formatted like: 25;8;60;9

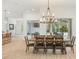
48;0;49;9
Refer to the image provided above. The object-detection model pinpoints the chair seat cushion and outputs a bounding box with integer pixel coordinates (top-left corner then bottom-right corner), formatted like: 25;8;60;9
65;44;73;47
35;46;45;49
45;46;53;49
36;43;44;46
27;43;34;46
55;46;64;49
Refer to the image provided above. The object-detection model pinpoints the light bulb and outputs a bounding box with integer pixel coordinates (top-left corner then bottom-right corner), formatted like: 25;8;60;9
55;18;58;22
52;13;54;16
43;12;45;16
7;11;10;14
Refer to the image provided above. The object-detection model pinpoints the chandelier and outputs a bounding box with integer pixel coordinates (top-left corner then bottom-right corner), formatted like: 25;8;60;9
40;0;57;23
40;0;57;33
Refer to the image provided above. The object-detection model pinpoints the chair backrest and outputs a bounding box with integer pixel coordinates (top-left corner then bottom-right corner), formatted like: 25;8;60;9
45;35;54;44
34;35;45;44
71;36;76;45
54;36;63;45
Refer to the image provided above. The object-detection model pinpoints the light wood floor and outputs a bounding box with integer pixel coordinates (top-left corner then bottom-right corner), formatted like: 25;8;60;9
2;37;76;59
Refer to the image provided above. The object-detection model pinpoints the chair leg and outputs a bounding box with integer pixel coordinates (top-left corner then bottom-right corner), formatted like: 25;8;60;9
71;47;74;53
35;48;38;53
61;49;63;54
64;48;67;54
33;47;36;53
28;47;29;50
33;47;38;54
26;48;27;52
44;49;47;54
26;46;29;53
53;47;55;54
63;48;67;54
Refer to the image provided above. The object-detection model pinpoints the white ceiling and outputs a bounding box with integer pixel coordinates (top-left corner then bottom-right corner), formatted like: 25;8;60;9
2;0;76;18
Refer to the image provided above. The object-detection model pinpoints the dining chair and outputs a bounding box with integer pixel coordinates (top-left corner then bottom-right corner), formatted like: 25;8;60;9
65;36;76;53
34;35;46;53
54;36;66;54
24;36;34;52
45;35;54;53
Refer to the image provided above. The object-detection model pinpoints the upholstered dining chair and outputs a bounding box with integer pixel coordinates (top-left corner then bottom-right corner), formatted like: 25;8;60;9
24;36;34;52
34;35;46;53
65;36;76;53
54;36;66;54
45;35;54;53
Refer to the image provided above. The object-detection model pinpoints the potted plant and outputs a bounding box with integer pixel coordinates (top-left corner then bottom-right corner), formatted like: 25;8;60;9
60;25;68;37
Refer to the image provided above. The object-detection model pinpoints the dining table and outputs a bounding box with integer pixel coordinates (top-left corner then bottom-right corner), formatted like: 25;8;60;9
27;35;67;54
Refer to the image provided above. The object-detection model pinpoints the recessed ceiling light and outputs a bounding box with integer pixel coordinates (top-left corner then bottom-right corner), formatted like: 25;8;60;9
7;11;11;14
32;9;35;11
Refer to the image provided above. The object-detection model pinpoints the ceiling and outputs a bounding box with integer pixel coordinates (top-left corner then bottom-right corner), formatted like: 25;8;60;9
2;0;76;18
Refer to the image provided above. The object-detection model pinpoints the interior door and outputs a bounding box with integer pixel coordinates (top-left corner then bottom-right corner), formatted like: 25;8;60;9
15;20;24;35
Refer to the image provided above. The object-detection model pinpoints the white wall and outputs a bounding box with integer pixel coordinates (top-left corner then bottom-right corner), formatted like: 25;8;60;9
2;7;76;36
